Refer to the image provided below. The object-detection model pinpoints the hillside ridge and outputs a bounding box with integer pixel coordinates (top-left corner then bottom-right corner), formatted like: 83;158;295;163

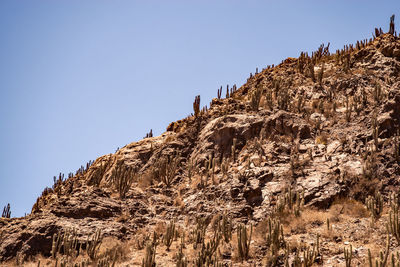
2;20;400;266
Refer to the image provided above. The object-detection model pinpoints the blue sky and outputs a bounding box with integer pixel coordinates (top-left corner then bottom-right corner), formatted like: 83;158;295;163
0;1;398;217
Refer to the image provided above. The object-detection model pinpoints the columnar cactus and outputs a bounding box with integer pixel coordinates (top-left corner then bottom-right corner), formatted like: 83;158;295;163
1;203;11;218
193;95;200;117
388;205;400;245
344;245;352;267
163;220;176;251
366;192;383;221
266;218;285;254
231;138;237;162
237;223;252;261
368;234;390;267
217;86;222;99
250;86;262;111
142;242;156;267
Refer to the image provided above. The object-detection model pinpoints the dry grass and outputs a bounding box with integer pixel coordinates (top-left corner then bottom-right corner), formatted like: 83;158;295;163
330;198;369;218
315;133;328;145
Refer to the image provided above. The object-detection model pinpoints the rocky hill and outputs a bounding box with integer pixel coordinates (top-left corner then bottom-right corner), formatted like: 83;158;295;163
2;20;400;266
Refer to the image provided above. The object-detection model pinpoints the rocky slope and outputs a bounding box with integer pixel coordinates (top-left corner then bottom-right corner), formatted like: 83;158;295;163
2;24;400;266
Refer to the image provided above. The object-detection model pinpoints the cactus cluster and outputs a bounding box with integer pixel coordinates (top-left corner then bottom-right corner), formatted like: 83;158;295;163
368;234;390;267
51;229;80;259
237;223;252;261
142;242;156;267
163;220;176;251
194;230;221;266
192;217;208;250
250;85;262;111
217;213;232;243
366;192;384;221
344;245;352;267
266;218;285;254
155;153;181;187
292;235;320;267
51;228;103;263
110;162;136;199
275;188;304;217
2;203;10;218
142;232;158;267
144;129;153;139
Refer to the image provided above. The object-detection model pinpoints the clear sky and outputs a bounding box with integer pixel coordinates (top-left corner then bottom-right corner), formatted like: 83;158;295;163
0;1;398;217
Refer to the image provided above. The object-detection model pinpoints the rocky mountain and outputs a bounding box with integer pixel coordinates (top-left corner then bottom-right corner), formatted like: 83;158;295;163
2;19;400;266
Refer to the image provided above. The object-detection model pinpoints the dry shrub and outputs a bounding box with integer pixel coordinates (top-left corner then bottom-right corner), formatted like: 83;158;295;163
330;198;369;218
154;221;167;235
315;133;328;145
285;208;328;235
97;236;129;263
345;173;379;202
131;229;151;250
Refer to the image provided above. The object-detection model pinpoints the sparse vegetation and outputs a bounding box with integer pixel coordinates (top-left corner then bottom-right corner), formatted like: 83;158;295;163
4;15;400;267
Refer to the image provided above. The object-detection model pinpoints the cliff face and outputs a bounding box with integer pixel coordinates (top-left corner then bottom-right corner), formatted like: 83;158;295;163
2;31;400;266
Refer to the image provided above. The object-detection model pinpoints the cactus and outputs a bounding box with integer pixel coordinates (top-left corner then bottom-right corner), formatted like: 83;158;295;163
303;235;320;267
231;138;237;162
368;234;390;267
187;158;195;183
237;223;252;261
154;153;180;187
2;203;11;218
51;228;80;259
220;158;228;178
250;86;262;111
275;188;304;217
86;228;103;260
388;204;400;245
389;252;400;267
266;218;285;254
218;213;232;243
194;231;221;266
144;129;153;138
111;163;135;199
317;63;325;86
217;86;222;99
393;131;400;163
390;14;395;35
176;242;187;267
211;157;216;185
193;95;200;117
142;242;156;267
193;217;208;250
308;59;316;82
163;220;176;251
366;192;383;221
344;245;352;267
